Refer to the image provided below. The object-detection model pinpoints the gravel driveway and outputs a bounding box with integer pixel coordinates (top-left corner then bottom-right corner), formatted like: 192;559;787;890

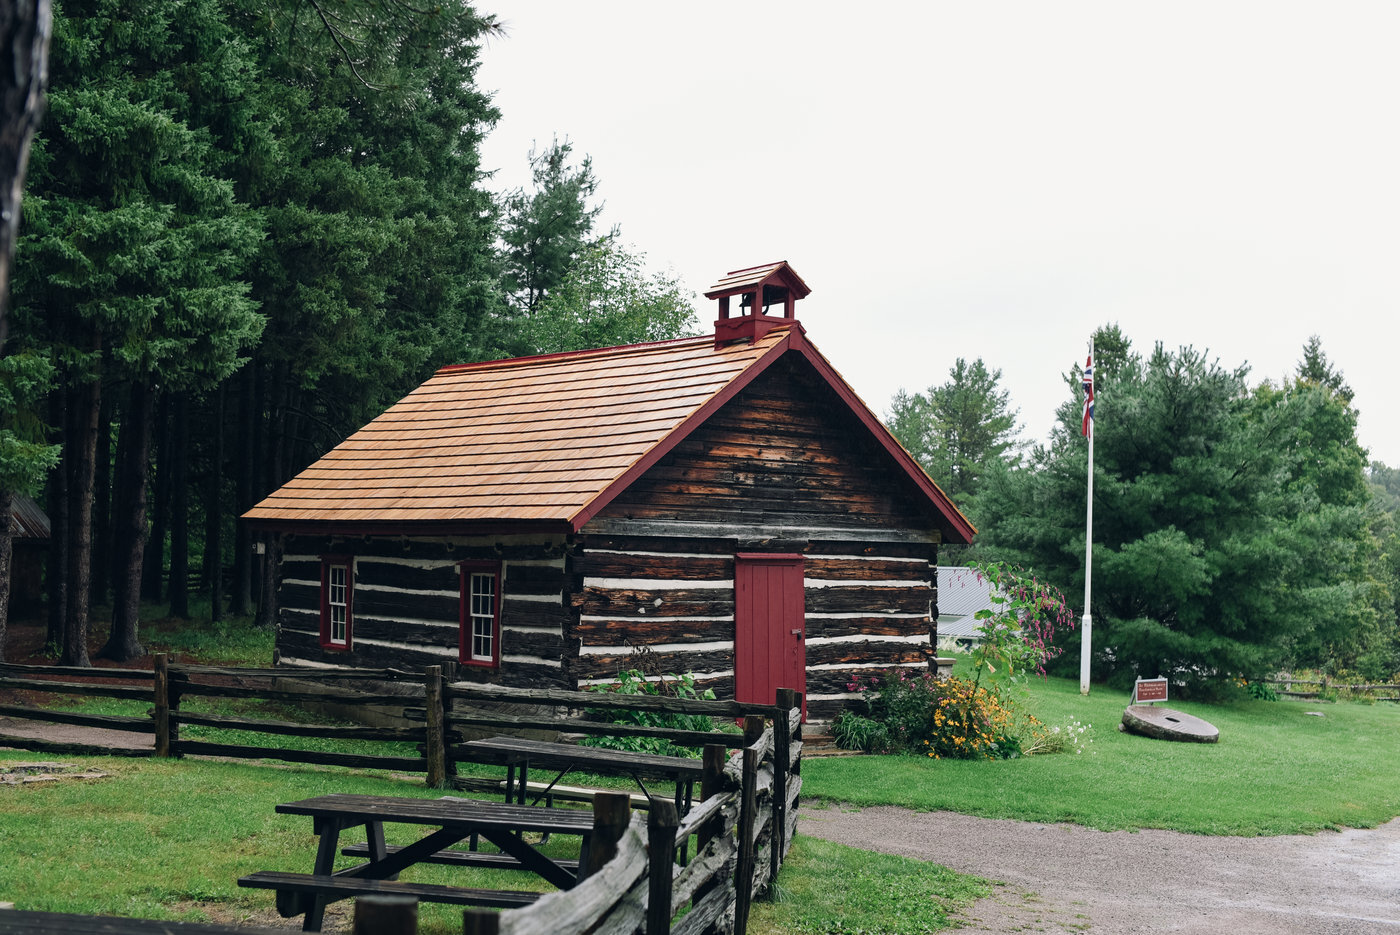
800;805;1400;934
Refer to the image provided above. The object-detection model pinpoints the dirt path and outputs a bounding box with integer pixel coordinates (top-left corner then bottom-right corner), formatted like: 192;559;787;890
800;805;1400;934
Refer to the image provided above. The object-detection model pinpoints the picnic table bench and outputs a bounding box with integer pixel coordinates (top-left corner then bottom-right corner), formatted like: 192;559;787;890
238;793;596;932
0;910;289;933
457;736;705;816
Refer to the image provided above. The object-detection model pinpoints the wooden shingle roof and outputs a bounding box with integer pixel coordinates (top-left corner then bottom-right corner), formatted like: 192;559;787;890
244;324;975;542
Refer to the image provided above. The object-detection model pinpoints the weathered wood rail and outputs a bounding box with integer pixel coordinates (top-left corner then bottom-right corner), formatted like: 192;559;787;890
1261;675;1400;702
463;695;802;935
0;658;804;935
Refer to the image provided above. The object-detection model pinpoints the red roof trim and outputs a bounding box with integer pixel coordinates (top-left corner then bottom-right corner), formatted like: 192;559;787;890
246;518;574;538
436;334;708;375
567;330;798;530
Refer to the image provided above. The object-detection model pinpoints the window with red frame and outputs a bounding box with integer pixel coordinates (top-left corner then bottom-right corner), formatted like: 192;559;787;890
320;557;353;649
460;561;501;667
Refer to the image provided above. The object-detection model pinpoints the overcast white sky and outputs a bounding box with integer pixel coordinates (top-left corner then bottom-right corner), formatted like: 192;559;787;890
476;2;1400;468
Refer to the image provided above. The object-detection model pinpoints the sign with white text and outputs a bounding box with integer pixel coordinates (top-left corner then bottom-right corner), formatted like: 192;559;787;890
1133;678;1169;704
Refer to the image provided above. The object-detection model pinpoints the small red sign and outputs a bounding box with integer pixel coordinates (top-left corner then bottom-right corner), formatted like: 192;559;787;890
1134;678;1169;703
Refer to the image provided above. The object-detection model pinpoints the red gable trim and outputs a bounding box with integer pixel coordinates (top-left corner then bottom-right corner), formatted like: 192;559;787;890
784;330;976;544
567;326;977;545
245;518;575;538
435;334;707;375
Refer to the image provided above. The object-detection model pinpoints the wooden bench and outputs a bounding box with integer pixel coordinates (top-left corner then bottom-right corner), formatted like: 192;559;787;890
340;842;581;872
239;871;540;912
0;909;288;933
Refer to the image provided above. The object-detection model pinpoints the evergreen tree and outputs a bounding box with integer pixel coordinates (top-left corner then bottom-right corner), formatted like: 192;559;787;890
885;357;1020;504
14;0;265;661
500;138;604;323
977;335;1379;694
521;241;698;354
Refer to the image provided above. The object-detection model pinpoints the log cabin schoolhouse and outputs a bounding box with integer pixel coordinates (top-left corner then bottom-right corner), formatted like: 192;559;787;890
244;262;975;719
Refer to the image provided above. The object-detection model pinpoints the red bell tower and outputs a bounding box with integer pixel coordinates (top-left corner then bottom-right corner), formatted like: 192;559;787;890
706;261;811;347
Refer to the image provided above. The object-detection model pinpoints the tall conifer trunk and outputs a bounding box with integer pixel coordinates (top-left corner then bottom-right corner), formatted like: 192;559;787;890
207;383;224;621
0;490;13;662
101;380;154;661
231;365;254;615
169;393;190;619
45;391;67;649
141;394;171;600
62;351;99;667
91;392;112;607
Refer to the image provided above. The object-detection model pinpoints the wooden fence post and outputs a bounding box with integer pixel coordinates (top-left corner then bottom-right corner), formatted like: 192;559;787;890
153;654;171;758
425;665;446;788
772;688;797;885
742;715;764;748
646;800;679;935
582;792;632;880
734;745;759;935
353;894;417;935
462;908;499;935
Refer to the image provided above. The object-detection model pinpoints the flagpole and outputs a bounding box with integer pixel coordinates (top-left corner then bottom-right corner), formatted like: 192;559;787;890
1080;337;1094;695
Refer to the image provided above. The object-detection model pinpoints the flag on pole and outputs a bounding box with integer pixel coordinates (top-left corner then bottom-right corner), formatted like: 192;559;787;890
1081;355;1094;437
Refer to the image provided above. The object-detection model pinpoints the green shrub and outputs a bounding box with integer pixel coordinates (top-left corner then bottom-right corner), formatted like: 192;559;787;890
580;669;733;757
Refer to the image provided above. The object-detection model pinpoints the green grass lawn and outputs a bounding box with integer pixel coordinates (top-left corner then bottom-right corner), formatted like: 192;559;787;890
803;667;1400;836
8;632;1399;933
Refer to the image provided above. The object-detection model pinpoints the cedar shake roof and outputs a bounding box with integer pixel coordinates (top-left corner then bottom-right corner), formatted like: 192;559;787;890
244;324;976;543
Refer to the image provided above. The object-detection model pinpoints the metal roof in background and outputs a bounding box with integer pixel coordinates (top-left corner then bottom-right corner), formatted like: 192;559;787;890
937;566;996;629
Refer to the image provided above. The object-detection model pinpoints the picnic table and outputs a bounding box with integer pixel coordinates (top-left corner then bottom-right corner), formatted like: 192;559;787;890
458;736;705;816
238;793;596;932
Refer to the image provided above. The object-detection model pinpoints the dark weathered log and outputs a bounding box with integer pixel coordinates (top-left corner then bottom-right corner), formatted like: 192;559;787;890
0;704;152;732
0;734;152;757
171;711;425;741
575;586;734;618
575;553;733;580
443;711;739;749
578;533;736;556
425;665;446;788
574;617;733;644
571;650;733;682
353;894;418;935
353;560;459;593
803;616;928;639
804;587;929;615
283;534;570;564
173;740;423;770
0;662;151;679
171;663;410;680
646;800;679;935
583;792;632;880
671;884;734;935
805;641;927;668
734;745;758;935
0;677;151;699
153;653;171;757
170;680;419;706
804;557;932;580
445;681;781;718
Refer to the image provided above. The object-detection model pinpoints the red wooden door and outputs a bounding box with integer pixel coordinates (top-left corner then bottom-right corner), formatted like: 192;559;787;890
734;553;806;712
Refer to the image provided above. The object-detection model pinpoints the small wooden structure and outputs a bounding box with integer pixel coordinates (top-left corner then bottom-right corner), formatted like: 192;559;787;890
245;262;974;719
6;494;49;616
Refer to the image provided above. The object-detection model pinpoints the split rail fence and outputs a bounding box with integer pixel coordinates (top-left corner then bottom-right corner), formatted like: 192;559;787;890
1261;674;1400;702
0;658;803;934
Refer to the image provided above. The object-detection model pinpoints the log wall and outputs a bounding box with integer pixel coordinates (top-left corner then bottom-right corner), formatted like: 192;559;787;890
276;533;572;689
578;359;943;718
